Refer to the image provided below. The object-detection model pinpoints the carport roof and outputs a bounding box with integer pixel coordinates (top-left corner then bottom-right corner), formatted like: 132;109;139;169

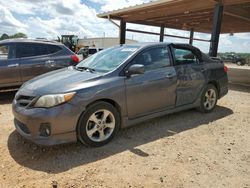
97;0;250;33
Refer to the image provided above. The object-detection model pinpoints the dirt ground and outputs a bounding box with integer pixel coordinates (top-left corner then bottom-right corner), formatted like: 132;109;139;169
0;86;249;188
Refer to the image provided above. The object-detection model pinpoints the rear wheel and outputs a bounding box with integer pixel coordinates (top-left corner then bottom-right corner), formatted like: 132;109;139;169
198;84;218;113
77;102;120;147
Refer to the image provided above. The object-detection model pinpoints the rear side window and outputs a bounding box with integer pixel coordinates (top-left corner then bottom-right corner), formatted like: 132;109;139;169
172;48;199;65
133;47;171;71
47;45;62;54
0;44;15;60
0;45;9;60
16;43;48;58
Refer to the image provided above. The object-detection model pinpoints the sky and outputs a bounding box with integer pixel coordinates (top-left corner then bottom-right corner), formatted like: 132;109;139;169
0;0;249;53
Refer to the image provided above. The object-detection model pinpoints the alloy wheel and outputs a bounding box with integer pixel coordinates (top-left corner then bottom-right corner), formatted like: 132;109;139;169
86;109;115;142
203;89;217;110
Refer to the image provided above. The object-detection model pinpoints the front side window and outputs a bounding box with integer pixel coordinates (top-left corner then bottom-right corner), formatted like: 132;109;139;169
132;47;171;71
173;48;199;65
77;45;139;73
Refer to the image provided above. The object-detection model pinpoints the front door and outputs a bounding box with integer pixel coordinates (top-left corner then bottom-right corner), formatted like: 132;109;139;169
125;46;177;119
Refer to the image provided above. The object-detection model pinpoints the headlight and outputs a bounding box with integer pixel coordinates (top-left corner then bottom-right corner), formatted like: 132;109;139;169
34;92;76;108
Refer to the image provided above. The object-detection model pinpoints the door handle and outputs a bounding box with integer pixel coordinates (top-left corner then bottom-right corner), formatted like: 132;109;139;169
45;60;55;67
166;73;175;78
8;63;19;67
45;60;55;64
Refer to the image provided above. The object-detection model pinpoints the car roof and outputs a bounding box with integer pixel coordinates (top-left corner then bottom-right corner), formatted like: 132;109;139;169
0;38;63;46
121;42;203;59
121;42;197;49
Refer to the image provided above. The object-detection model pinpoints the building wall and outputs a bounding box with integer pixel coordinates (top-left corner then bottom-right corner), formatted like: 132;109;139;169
78;37;137;49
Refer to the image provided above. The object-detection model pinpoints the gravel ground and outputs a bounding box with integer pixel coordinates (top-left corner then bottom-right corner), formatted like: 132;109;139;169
0;87;249;188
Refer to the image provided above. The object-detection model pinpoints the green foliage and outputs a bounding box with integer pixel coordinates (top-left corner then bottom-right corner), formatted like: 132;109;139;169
0;33;9;40
0;32;27;40
11;32;27;39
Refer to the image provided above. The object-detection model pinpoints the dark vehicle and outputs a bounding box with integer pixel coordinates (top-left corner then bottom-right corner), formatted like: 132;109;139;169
77;47;104;60
0;39;79;89
221;54;246;66
12;43;228;147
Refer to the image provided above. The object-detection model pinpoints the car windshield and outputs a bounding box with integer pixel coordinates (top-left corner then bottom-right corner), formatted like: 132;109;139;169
76;45;138;73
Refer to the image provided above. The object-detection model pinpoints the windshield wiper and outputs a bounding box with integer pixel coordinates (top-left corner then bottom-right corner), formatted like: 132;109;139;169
76;66;95;73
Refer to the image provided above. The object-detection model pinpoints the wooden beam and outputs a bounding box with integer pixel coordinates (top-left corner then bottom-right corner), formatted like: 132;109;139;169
223;0;250;6
148;11;212;22
208;0;250;5
224;4;250;22
123;1;216;22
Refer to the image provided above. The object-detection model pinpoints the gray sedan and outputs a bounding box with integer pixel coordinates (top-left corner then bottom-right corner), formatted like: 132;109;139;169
12;43;228;147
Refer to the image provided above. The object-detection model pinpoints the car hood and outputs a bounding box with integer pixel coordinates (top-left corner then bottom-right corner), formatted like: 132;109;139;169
21;67;102;95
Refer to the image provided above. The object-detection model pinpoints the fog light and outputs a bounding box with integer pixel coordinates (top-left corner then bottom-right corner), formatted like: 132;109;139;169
39;123;51;137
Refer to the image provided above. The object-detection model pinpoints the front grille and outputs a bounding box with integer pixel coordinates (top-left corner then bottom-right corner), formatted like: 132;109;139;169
16;95;36;108
14;119;30;134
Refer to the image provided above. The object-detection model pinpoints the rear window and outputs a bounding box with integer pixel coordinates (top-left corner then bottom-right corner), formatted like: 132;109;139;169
47;45;62;54
16;43;49;58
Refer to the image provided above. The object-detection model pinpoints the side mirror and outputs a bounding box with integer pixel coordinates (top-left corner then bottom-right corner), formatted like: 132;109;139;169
126;64;145;76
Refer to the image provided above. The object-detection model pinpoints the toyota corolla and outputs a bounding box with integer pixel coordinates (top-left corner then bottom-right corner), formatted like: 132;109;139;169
12;43;228;147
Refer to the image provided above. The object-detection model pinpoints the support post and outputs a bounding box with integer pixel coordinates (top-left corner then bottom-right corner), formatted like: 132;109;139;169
209;3;224;57
189;28;194;45
119;19;126;45
159;25;165;42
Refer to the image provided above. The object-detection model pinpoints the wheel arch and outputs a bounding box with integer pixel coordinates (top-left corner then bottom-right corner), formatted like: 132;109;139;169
86;98;122;118
207;80;220;96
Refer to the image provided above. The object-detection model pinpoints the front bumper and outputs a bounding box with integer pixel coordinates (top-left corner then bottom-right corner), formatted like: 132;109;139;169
12;101;82;146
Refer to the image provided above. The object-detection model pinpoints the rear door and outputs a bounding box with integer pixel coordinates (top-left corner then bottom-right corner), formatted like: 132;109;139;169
0;43;21;87
16;43;54;82
125;46;177;119
171;46;207;106
48;44;74;68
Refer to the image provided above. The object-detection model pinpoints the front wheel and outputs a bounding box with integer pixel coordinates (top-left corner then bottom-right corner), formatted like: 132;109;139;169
77;102;120;147
198;84;218;113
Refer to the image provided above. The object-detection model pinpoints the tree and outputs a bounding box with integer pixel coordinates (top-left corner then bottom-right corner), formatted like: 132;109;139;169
0;32;28;40
0;33;9;40
11;32;27;39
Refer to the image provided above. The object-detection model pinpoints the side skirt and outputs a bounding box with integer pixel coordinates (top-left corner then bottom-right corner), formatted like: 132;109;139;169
121;98;200;129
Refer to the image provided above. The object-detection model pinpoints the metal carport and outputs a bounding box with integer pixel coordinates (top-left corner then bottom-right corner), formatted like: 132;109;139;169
97;0;250;57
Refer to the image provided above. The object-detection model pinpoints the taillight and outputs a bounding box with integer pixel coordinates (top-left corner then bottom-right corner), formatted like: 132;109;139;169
224;65;228;72
71;54;79;64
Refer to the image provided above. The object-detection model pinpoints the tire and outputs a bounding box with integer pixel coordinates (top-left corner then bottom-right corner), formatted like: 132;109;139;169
77;101;120;147
198;84;218;113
